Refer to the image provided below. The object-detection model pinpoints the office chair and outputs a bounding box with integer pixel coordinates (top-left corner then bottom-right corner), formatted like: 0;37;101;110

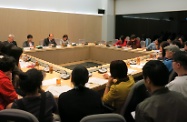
168;70;177;83
80;113;126;122
0;109;39;122
120;79;150;122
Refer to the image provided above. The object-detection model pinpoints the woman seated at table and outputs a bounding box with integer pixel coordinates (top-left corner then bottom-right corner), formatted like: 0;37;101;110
114;35;126;47
58;66;105;122
61;34;70;45
10;68;57;122
157;41;170;60
146;38;161;50
0;54;18;110
102;60;135;113
127;34;141;49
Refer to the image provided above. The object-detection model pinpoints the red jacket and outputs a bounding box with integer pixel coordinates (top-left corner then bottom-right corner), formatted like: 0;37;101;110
114;40;127;47
0;70;18;110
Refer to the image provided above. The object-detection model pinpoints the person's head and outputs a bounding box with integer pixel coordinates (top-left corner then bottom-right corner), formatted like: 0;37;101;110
172;40;182;48
0;54;15;77
125;36;130;41
164;45;180;59
172;51;187;74
63;34;68;41
119;35;125;43
178;36;185;45
130;34;136;41
71;66;89;87
1;43;23;66
110;60;128;79
9;46;23;66
7;34;15;43
159;41;170;58
167;36;173;44
27;34;33;42
184;41;187;51
19;68;44;94
48;34;54;40
143;60;169;93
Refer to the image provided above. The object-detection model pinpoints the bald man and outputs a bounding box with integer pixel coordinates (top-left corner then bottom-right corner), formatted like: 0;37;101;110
43;34;56;47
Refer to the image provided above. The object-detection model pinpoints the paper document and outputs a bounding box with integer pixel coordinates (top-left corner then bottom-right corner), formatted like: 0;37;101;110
128;69;137;74
88;77;108;85
42;78;57;86
45;85;72;97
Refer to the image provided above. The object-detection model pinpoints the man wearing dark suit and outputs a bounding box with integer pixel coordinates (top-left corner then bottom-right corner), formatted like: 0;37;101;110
22;34;34;47
43;34;57;47
4;34;17;46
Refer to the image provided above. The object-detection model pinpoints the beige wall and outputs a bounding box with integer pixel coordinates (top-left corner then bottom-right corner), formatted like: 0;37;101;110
0;8;102;46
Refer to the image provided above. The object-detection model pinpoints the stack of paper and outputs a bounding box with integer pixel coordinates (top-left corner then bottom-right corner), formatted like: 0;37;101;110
45;85;72;97
128;69;137;74
88;77;108;85
42;78;57;86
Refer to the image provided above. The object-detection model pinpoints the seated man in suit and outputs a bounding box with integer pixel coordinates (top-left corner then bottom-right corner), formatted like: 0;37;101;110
43;34;56;47
4;34;17;46
22;34;34;48
136;60;187;122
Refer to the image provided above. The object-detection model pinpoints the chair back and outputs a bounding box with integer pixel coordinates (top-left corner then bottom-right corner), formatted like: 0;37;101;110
39;40;44;45
80;113;126;122
55;38;62;45
145;38;151;47
140;41;145;48
120;80;150;122
0;109;39;122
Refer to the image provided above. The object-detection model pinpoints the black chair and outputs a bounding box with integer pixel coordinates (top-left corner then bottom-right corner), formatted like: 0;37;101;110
120;80;150;122
168;70;177;83
80;113;126;122
0;109;39;122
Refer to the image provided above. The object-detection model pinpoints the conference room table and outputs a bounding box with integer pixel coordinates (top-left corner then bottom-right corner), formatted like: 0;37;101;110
21;44;157;98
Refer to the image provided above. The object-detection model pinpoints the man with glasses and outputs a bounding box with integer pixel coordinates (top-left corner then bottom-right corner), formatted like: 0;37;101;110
166;51;187;97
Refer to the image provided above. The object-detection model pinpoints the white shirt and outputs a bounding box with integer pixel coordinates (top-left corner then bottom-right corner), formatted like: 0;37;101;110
166;76;187;97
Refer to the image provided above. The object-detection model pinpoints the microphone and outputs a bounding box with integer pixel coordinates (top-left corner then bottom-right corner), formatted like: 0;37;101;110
98;66;107;74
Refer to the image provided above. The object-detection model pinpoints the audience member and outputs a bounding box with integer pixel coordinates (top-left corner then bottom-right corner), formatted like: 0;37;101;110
172;40;182;48
135;60;187;122
3;34;17;46
23;34;34;48
157;41;170;60
11;68;57;122
146;38;161;50
58;66;105;122
178;36;185;48
43;34;57;47
102;60;135;113
114;35;126;47
166;51;187;97
127;34;141;49
163;45;180;72
0;55;18;110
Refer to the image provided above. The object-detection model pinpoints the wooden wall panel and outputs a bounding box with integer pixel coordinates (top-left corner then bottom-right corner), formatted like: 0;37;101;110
0;8;102;46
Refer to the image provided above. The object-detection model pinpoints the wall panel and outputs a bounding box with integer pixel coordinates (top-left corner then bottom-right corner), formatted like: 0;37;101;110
0;8;102;46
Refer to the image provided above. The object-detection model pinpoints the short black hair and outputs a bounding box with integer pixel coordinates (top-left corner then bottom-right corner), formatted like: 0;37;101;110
120;35;125;43
1;43;23;66
143;60;169;86
172;40;182;48
63;34;68;38
19;68;43;93
71;66;89;87
110;60;128;79
160;41;170;58
173;51;187;70
27;34;33;39
0;54;15;72
130;34;136;40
